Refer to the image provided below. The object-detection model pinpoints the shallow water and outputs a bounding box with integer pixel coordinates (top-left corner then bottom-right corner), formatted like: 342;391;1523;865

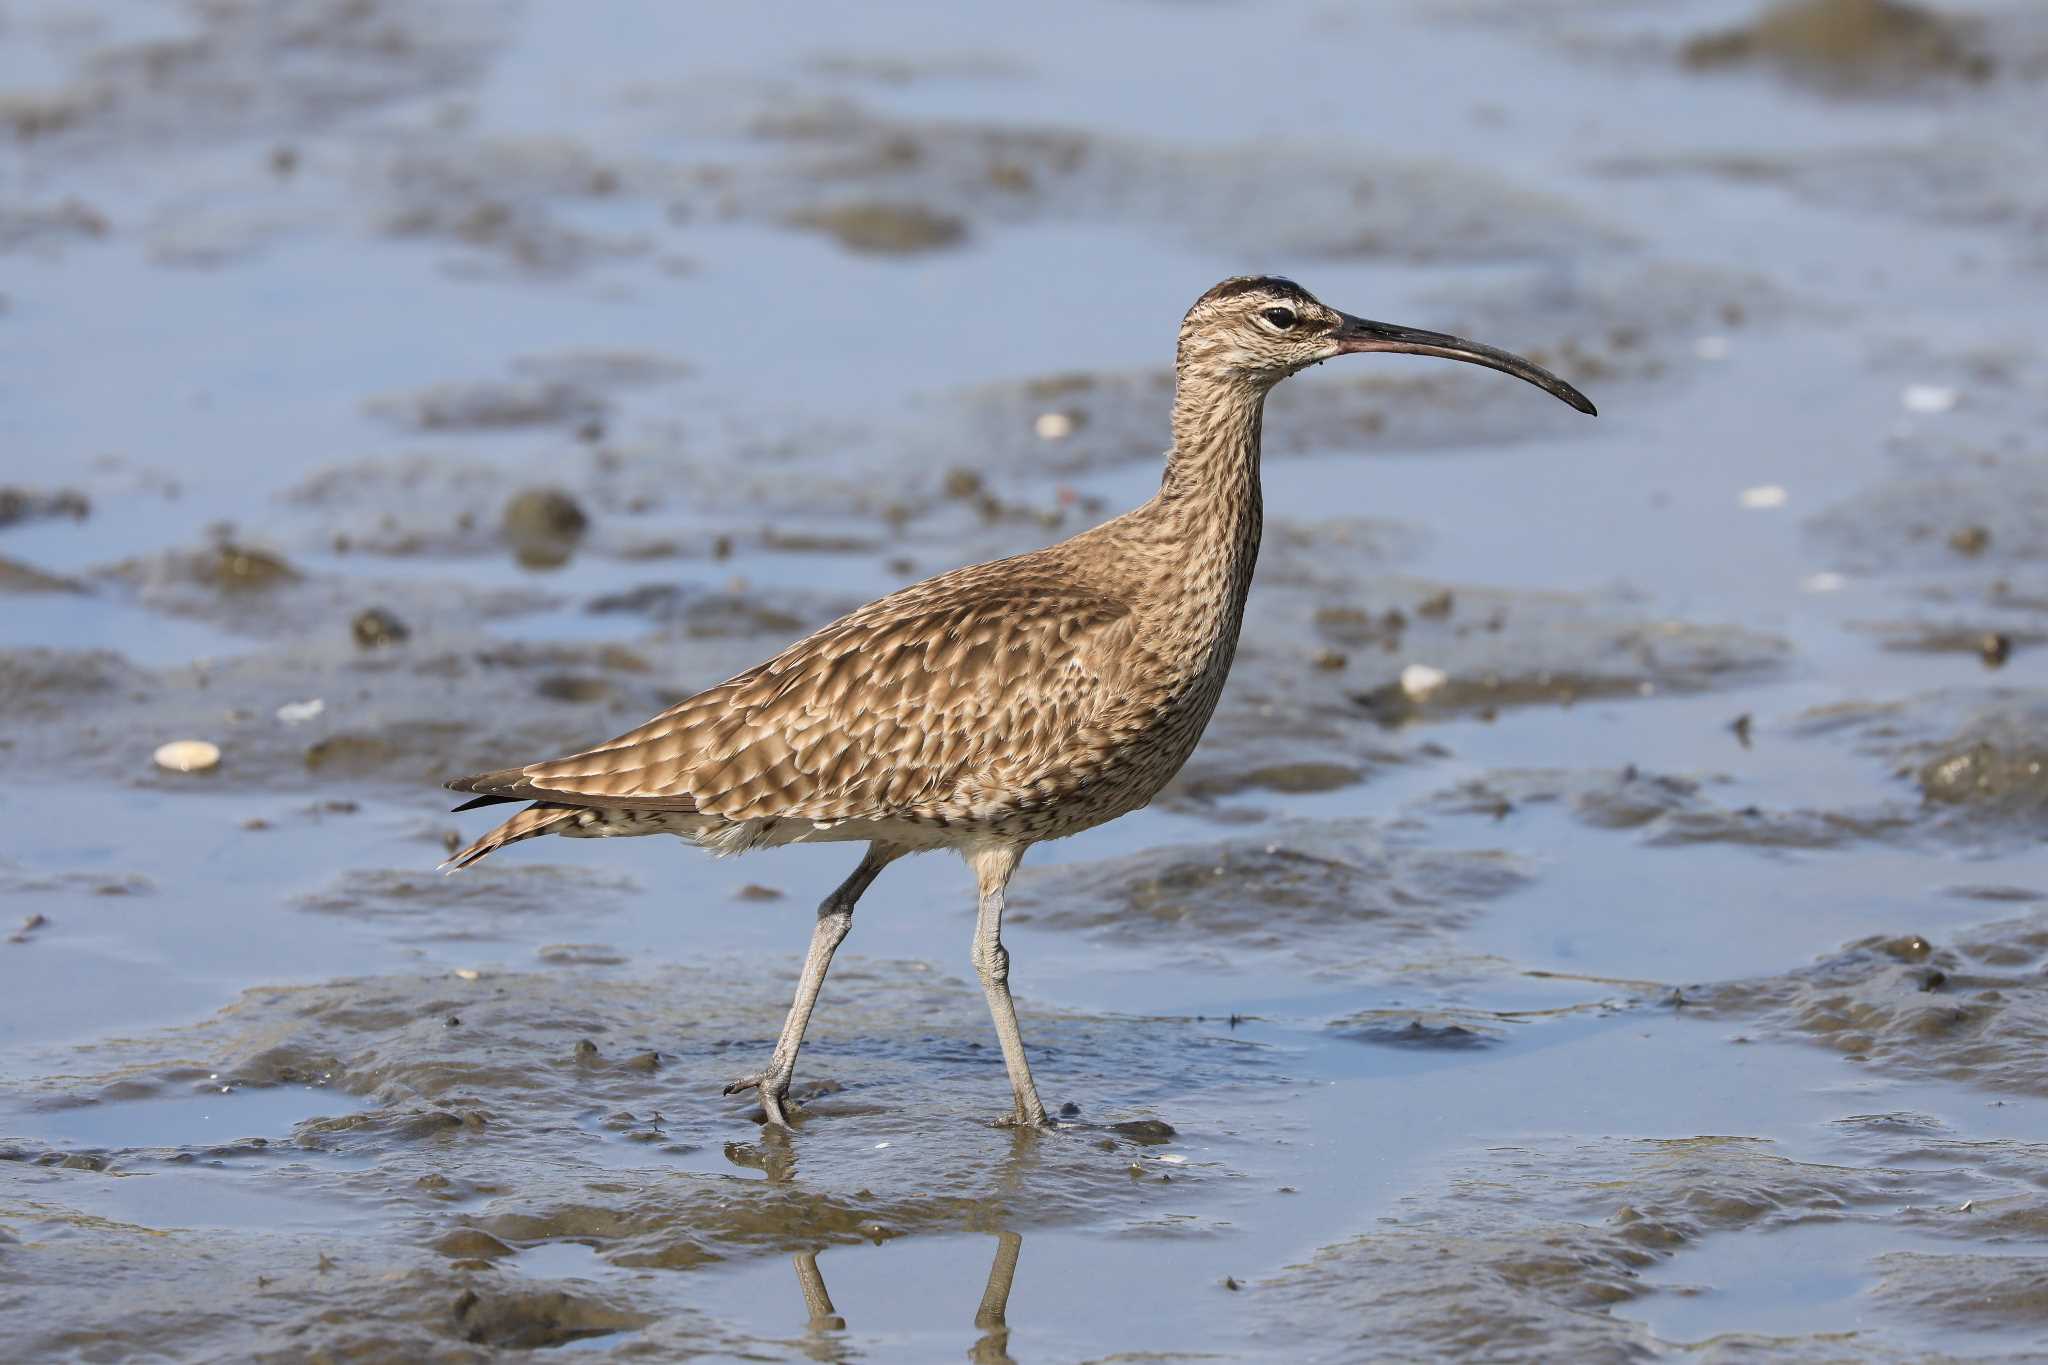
5;0;2048;1359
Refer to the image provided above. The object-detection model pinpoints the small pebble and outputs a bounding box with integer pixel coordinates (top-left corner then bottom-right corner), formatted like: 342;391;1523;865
154;739;221;773
1979;632;2011;668
351;607;410;649
1948;526;1990;556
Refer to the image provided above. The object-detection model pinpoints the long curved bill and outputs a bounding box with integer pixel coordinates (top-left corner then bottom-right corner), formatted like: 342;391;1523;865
1335;313;1597;416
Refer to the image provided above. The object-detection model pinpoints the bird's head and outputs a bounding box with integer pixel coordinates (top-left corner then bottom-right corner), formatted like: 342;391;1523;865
1176;275;1596;415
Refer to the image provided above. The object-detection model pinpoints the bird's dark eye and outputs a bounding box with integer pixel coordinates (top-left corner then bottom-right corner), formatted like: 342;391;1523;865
1261;306;1297;330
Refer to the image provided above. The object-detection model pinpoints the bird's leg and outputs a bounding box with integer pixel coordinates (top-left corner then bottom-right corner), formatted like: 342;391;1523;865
793;1250;845;1333
967;844;1051;1128
970;1230;1023;1365
726;842;902;1126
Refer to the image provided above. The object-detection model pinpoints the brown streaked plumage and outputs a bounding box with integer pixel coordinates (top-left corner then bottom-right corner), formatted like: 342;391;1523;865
447;276;1595;1128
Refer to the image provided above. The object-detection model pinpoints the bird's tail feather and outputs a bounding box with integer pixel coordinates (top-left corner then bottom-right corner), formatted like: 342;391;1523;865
443;803;578;871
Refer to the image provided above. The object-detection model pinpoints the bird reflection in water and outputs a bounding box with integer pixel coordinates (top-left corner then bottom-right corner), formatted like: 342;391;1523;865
793;1232;1023;1365
725;1124;1042;1362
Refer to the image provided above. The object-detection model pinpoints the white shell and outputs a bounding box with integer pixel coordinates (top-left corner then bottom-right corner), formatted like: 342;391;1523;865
1033;411;1075;440
1400;663;1449;699
154;739;221;773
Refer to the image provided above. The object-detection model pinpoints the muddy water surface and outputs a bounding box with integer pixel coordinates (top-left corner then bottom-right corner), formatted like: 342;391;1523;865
5;0;2048;1359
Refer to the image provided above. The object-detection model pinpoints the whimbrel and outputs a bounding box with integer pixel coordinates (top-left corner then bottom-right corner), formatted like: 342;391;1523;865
446;277;1594;1127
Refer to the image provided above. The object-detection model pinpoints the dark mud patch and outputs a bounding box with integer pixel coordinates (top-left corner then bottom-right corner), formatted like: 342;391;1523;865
1255;1122;2048;1360
1596;130;2048;255
1010;819;1529;981
5;0;514;153
0;647;145;722
0;198;110;255
0;555;90;595
1681;0;1997;89
297;864;642;933
1864;619;2039;669
0;1220;692;1361
0;866;153;899
1810;464;2048;575
361;350;688;434
1426;765;1917;851
1794;689;2048;841
93;540;560;637
282;452;769;565
585;581;845;643
365;379;607;433
0;635;700;796
106;539;301;593
687;96;1621;264
1870;1251;2048;1332
373;134;653;275
1690;908;2048;1100
1330;1012;1505;1051
789;200;967;254
1264;574;1787;727
0;485;91;528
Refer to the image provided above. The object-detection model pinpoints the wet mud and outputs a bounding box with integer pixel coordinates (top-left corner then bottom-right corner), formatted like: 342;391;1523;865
4;965;1245;1359
6;0;2048;1358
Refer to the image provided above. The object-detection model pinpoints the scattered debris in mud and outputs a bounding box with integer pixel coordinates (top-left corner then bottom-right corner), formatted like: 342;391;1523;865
789;200;967;254
1426;764;1917;851
2;0;515;152
0;555;89;594
367;380;607;432
1286;578;1787;727
795;104;1606;262
1690;908;2048;1099
1256;1120;2048;1358
1810;466;2048;574
1010;819;1530;980
0;486;90;529
0;960;1252;1354
1795;690;2048;838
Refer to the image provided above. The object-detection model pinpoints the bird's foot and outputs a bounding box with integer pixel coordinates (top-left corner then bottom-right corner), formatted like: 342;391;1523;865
994;1103;1055;1131
722;1068;795;1128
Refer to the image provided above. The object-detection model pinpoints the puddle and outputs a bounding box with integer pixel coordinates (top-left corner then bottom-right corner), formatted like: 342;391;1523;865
3;1086;358;1151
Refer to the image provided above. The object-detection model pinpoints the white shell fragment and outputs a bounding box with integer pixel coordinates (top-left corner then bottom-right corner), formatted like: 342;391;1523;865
1739;484;1788;509
1901;384;1957;414
153;739;221;773
1399;663;1449;699
1693;335;1730;360
276;697;325;725
1802;571;1847;593
452;967;481;981
1033;411;1075;440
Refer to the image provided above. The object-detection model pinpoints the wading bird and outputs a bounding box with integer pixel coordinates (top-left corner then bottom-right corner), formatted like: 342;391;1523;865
446;276;1594;1127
